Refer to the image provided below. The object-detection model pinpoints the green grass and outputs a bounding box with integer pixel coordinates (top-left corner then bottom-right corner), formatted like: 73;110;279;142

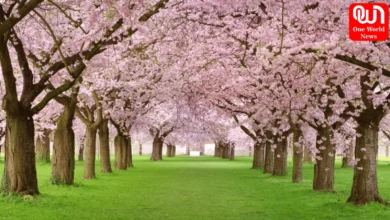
1;156;390;220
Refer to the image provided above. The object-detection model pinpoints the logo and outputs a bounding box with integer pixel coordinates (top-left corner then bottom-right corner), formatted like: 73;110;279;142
349;3;389;41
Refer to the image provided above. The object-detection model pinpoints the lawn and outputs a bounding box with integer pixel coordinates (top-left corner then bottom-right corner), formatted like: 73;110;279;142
1;155;390;220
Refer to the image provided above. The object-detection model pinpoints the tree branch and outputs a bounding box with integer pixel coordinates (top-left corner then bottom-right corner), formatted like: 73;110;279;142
9;29;34;108
0;0;44;35
334;54;390;77
75;107;91;126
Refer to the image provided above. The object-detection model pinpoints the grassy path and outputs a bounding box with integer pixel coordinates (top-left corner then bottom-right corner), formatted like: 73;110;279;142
1;156;390;219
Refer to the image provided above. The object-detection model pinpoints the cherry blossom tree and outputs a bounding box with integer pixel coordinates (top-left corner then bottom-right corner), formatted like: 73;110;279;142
0;0;170;194
1;0;389;206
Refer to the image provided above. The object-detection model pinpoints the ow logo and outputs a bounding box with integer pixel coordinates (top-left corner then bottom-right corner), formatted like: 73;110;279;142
352;5;385;24
349;3;389;41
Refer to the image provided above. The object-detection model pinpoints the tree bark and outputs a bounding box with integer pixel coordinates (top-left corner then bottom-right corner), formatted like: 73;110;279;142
221;144;229;159
259;143;265;168
51;99;76;185
292;128;303;183
347;123;386;205
229;146;235;160
2;115;39;195
252;142;262;169
273;138;288;176
83;126;98;179
264;142;274;174
341;142;354;168
166;144;172;157
35;129;51;163
127;137;133;168
139;143;142;156
186;145;190;155
172;146;176;156
114;134;127;170
98;120;112;173
151;137;163;161
303;146;312;163
158;140;163;159
341;157;348;168
313;126;335;191
78;143;84;161
214;143;219;157
226;145;230;158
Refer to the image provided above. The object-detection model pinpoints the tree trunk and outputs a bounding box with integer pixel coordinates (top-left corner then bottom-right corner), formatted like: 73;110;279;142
127;137;133;168
259;143;265;168
273;138;288;176
341;157;348;168
347;123;386;205
139;143;142;156
2;115;39;195
51;100;76;185
35;129;51;163
98;120;112;173
226;145;230;158
221;144;229;159
151;137;163;161
83;126;98;179
186;145;190;155
158;140;163;159
214;143;219;157
313;126;335;191
78;144;84;161
252;142;262;169
264;142;274;174
114;134;127;170
292;128;303;183
172;146;176;156
386;146;389;157
166;145;172;157
225;146;229;158
342;141;354;168
229;146;235;160
303;146;312;163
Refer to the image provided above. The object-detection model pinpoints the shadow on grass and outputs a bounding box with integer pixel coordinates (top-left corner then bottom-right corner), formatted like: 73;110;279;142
1;194;28;203
155;156;249;163
158;159;232;163
41;181;86;189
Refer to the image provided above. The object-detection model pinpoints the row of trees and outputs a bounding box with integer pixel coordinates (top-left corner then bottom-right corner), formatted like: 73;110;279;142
157;0;390;206
0;0;175;195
